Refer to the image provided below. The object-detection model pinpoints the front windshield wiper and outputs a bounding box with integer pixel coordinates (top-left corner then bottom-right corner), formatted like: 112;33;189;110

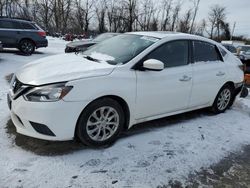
106;60;119;65
83;55;100;63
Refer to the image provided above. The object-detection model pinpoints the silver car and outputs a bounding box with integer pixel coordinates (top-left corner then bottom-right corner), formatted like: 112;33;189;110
238;45;250;61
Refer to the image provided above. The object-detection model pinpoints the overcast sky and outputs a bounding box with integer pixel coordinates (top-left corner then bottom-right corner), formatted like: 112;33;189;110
185;0;250;37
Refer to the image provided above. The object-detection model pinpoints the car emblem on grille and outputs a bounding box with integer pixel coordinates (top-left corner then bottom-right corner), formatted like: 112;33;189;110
12;80;16;89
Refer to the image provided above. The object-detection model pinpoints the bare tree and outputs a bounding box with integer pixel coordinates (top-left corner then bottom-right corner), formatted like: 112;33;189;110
160;0;173;31
106;0;115;32
208;4;227;40
220;20;231;40
178;8;192;33
137;0;156;31
3;0;19;17
1;0;213;36
83;0;94;32
95;0;107;33
171;0;181;31
0;0;4;16
189;0;200;34
74;0;85;33
16;0;33;19
38;0;53;31
195;19;206;36
123;0;137;32
107;0;125;32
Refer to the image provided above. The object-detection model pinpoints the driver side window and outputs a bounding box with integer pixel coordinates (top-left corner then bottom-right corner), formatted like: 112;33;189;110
146;40;189;68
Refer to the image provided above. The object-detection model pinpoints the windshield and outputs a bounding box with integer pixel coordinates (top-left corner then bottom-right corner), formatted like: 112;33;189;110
93;33;117;42
241;46;250;52
224;45;237;53
83;34;159;65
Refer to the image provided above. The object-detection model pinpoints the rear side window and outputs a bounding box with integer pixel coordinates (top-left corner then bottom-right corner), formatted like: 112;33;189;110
229;46;237;53
193;41;222;62
21;22;37;30
219;47;227;57
0;20;22;29
146;40;189;68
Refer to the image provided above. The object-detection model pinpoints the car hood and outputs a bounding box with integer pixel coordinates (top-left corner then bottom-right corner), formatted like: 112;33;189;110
66;40;96;48
15;54;115;85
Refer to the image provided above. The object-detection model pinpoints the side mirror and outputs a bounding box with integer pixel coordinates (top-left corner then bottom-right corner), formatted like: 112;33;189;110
143;59;164;71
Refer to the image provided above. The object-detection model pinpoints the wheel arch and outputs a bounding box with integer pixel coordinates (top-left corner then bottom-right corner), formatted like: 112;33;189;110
19;38;36;47
211;81;236;111
214;81;235;101
74;95;131;139
223;81;235;90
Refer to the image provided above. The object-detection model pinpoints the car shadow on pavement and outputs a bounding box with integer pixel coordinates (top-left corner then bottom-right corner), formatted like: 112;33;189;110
5;108;212;156
123;108;211;138
5;119;86;156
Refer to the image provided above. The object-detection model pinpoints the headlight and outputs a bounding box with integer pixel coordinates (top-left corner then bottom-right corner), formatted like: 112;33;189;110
23;83;73;102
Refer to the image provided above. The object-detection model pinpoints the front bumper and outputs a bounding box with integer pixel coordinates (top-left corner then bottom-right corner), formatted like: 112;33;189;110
8;93;89;141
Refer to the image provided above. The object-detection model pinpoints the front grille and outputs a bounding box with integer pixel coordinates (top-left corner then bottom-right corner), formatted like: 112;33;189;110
30;121;56;136
13;78;23;94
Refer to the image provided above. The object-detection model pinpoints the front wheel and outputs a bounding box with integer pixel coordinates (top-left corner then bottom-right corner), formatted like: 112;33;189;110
211;85;234;114
76;98;124;147
19;40;35;55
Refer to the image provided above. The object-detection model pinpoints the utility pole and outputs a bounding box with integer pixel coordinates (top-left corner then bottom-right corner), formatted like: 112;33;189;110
230;22;236;41
190;0;201;34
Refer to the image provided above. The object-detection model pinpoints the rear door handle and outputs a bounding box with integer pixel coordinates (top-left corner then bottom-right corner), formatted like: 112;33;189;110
216;71;225;76
179;75;191;82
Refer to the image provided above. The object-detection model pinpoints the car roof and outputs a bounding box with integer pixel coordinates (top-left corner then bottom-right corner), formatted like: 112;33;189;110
0;17;33;23
222;44;234;46
126;31;217;44
127;31;181;39
99;32;120;36
239;45;250;47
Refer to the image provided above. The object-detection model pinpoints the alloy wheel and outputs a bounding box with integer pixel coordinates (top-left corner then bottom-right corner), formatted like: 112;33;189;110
217;88;231;111
21;41;34;54
86;106;119;141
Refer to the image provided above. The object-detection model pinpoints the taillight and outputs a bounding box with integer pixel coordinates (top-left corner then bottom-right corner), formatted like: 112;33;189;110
37;31;46;37
238;64;246;72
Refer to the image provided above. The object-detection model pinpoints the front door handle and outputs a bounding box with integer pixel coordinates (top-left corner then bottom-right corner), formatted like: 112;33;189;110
179;75;191;82
216;71;225;76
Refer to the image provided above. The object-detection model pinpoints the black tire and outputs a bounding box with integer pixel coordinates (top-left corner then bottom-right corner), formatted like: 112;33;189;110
76;98;125;147
211;84;234;114
19;39;35;55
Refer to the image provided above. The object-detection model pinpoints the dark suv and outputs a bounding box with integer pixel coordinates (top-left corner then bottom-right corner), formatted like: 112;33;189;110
0;18;48;55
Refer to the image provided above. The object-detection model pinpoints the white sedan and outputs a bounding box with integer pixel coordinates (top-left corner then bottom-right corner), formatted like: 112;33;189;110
8;32;245;146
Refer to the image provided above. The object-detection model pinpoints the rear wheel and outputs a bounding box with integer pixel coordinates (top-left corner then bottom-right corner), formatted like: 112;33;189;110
19;40;35;55
211;85;234;113
76;98;124;147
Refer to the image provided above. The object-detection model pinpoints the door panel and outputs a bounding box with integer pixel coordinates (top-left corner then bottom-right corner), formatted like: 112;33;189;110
189;41;228;108
135;65;193;119
0;20;23;47
135;40;192;119
190;61;227;107
0;30;19;47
